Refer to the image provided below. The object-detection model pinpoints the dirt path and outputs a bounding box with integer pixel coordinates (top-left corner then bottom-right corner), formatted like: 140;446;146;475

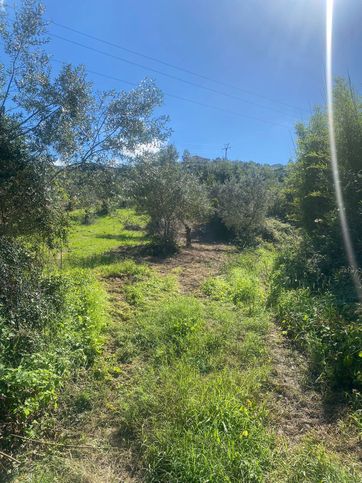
269;327;333;439
146;242;235;293
58;241;234;482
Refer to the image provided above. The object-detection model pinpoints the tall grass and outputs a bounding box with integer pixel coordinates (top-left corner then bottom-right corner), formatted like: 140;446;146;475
108;248;274;482
0;269;108;423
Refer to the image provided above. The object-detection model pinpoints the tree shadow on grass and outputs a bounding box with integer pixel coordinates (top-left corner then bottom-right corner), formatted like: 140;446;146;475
67;251;121;269
94;233;147;243
66;243;154;269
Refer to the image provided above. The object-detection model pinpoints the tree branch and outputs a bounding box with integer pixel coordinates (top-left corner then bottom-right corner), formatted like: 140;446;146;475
0;450;20;464
81;126;119;164
16;103;57;129
10;433;108;451
10;106;61;141
0;50;22;112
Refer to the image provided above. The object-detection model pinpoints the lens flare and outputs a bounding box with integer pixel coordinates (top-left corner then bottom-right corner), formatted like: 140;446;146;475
326;0;362;301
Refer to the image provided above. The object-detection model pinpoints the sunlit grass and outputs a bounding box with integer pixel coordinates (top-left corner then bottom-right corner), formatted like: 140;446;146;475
111;248;275;481
64;208;148;269
17;214;360;482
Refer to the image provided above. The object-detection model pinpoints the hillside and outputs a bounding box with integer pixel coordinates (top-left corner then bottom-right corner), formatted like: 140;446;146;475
6;210;360;482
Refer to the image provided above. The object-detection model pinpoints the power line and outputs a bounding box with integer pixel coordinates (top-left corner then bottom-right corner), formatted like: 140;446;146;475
2;5;296;157
3;4;303;123
50;19;307;115
3;2;307;122
49;32;300;120
52;58;290;129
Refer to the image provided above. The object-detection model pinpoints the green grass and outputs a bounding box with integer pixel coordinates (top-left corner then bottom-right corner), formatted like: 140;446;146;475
270;439;361;482
108;246;274;482
110;243;360;482
64;209;148;269
11;213;361;482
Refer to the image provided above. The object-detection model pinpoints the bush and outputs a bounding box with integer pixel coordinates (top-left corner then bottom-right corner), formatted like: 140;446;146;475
0;240;108;424
270;236;362;392
272;286;361;390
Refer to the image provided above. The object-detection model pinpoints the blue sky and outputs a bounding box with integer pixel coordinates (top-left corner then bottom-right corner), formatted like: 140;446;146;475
39;0;362;164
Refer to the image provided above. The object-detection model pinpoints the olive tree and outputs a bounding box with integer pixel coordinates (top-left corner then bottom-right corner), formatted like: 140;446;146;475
216;172;268;246
129;147;211;249
0;0;168;243
0;117;67;244
1;1;169;165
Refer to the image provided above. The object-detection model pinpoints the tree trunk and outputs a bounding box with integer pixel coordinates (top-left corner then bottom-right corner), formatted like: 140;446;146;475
185;225;192;247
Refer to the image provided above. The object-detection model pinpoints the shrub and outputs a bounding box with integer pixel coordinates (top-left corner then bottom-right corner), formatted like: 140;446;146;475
0;241;108;424
272;287;361;390
271;235;362;392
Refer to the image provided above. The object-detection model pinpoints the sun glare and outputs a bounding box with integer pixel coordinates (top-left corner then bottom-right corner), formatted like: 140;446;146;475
325;0;362;301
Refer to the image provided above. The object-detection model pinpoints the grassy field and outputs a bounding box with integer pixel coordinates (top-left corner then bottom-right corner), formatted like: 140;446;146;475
12;210;362;482
64;209;148;269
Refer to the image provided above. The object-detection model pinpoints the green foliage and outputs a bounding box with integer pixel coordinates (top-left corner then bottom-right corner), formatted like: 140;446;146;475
271;235;361;390
203;247;274;313
261;217;298;245
203;270;264;313
270;81;362;398
283;80;362;288
216;173;268;246
128;145;212;249
0;240;108;422
271;285;361;390
0;1;168;167
270;148;362;393
62;165;127;215
182;155;284;195
0;121;67;246
182;155;285;242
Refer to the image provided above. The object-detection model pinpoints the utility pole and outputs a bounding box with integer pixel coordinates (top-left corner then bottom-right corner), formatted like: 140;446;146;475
222;143;231;160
